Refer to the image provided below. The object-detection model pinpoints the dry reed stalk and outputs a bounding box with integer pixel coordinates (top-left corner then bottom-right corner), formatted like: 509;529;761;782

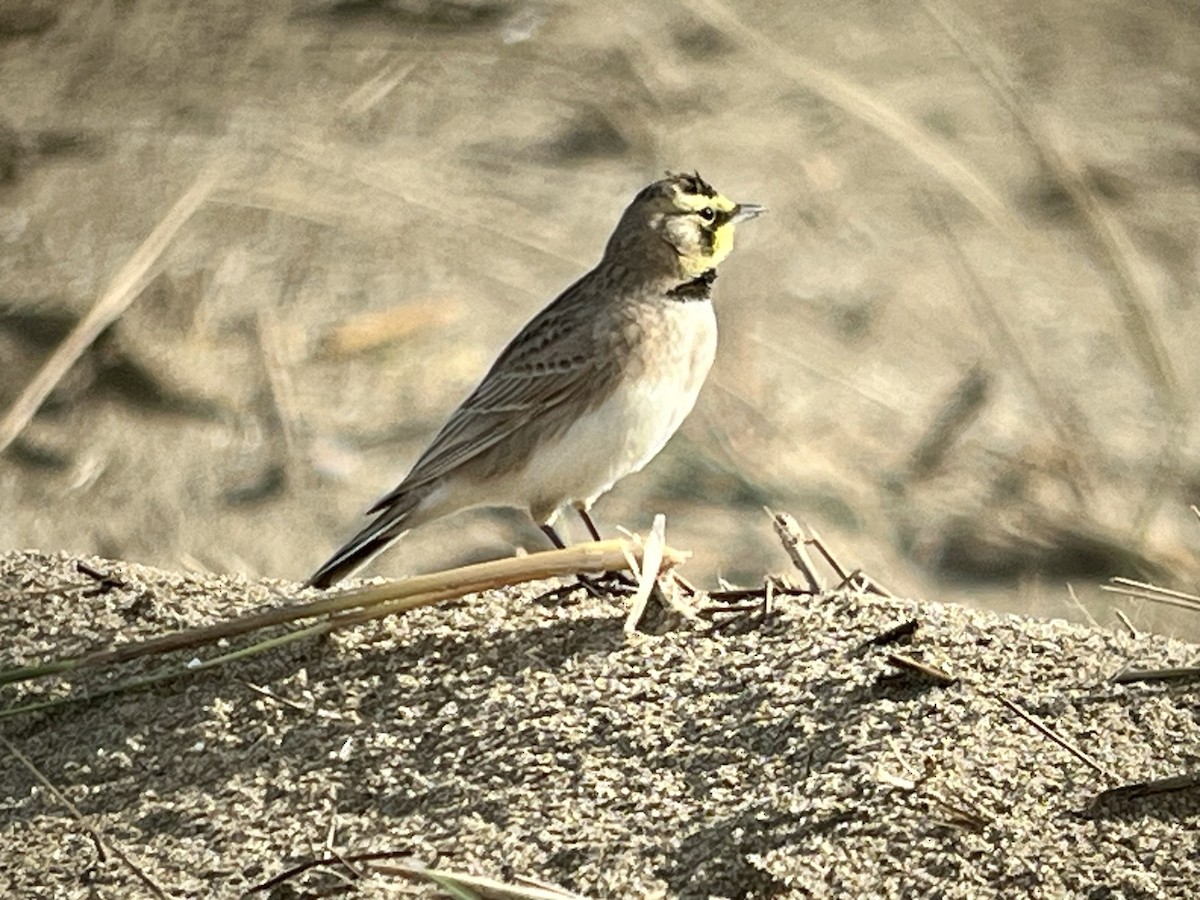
679;0;1020;233
624;513;667;633
0;540;687;689
922;0;1187;531
0;168;219;455
1101;577;1200;614
1;734;171;897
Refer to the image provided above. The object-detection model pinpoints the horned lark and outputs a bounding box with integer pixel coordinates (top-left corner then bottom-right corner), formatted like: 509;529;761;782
307;172;763;588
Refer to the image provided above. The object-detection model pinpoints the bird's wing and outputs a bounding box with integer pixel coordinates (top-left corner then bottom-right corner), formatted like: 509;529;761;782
368;278;626;513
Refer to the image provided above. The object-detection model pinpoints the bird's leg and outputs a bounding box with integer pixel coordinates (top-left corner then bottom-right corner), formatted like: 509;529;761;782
575;507;604;542
539;520;606;598
540;523;568;550
538;515;630;598
572;506;637;591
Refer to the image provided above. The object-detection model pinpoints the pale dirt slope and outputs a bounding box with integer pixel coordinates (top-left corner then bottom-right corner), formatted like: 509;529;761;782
1;550;1197;898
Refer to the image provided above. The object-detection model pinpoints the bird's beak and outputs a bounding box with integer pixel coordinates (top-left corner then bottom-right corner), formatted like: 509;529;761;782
731;203;766;224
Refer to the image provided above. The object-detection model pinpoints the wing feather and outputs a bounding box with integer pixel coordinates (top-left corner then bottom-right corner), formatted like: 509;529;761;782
368;275;626;513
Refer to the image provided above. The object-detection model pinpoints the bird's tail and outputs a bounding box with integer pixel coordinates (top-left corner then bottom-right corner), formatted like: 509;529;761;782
305;500;416;589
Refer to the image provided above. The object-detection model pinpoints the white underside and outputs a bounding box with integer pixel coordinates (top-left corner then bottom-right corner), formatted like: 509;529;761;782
415;299;718;525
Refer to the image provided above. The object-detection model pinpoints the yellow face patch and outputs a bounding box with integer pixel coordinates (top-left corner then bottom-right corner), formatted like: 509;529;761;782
668;184;741;275
707;207;737;270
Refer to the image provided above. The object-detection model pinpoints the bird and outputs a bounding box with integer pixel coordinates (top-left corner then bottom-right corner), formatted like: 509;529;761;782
307;171;764;588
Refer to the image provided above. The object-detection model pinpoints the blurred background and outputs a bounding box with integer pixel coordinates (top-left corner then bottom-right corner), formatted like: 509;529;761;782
2;0;1199;637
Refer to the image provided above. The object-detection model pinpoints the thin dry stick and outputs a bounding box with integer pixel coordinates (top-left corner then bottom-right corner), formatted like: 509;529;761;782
1064;583;1100;630
805;524;851;585
923;195;1091;486
1;621;331;721
1100;578;1200;614
367;861;589;900
679;0;1020;233
1093;773;1200;804
1099;588;1200;615
922;0;1181;408
1111;666;1200;685
925;788;990;832
256;309;302;466
858;573;898;599
625;514;666;634
276;136;583;269
1112;608;1139;638
1107;577;1200;606
0;540;682;687
239;681;309;713
1;544;681;718
885;653;958;686
922;0;1186;534
768;508;823;592
871;619;920;646
998;696;1115;781
340;60;420;117
834;568;871;593
0;168;219;455
515;872;590;898
904;364;992;481
246;851;418;895
0;735;170;898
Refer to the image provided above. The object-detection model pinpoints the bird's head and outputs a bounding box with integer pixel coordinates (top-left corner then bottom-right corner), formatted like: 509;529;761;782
605;171;764;282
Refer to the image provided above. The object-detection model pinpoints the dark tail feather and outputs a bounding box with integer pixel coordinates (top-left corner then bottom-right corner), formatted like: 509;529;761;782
306;507;412;589
305;533;392;589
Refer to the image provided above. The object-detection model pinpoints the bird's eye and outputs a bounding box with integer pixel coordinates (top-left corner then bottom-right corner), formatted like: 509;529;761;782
697;207;716;222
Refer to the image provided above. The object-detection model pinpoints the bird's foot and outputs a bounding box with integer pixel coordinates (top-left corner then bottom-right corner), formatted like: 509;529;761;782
576;569;638;597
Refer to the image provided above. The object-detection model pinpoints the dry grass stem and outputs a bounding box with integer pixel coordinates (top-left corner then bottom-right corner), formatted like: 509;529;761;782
871;619;920;646
885;653;958;686
767;508;823;592
923;196;1092;487
340;60;420;117
681;0;1020;233
1110;666;1200;685
859;574;898;599
1064;583;1100;629
0;540;685;689
923;0;1186;532
904;362;994;482
625;513;667;633
1092;773;1200;805
256;309;301;466
806;525;851;585
250;846;592;900
1;734;170;898
999;696;1116;781
368;861;589;899
277;135;582;268
245;850;421;895
923;0;1180;398
1101;577;1200;614
239;680;309;712
1112;608;1139;637
925;787;990;832
0;167;219;455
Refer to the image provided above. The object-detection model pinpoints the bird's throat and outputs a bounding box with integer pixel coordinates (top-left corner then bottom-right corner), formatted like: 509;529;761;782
667;268;717;302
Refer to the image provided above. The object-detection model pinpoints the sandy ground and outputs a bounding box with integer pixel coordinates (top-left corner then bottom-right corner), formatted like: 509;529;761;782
3;6;1200;893
2;0;1200;642
2;549;1198;898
